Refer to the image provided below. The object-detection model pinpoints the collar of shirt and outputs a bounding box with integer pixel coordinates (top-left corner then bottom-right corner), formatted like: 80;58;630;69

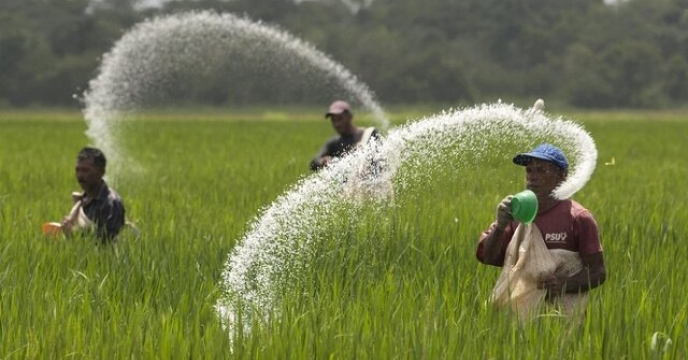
80;182;109;207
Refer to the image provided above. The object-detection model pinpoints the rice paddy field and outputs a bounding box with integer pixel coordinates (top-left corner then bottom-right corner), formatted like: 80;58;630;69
0;108;686;359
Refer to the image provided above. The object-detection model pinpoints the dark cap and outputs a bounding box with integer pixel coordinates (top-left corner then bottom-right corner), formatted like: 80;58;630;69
513;143;569;170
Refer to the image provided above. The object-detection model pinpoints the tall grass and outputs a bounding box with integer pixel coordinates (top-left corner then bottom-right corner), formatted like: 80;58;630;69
0;111;685;359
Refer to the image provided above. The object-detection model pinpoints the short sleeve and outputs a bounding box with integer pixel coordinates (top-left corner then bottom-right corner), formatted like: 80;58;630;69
476;221;516;266
574;210;602;256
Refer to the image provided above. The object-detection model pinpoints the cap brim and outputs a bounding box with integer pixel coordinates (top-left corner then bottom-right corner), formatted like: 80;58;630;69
513;152;554;166
325;110;347;118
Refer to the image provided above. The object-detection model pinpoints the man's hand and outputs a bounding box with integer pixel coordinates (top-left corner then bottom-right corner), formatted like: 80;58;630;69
71;192;82;204
495;195;514;230
320;156;333;168
540;252;606;298
538;275;565;292
61;217;73;237
539;274;564;294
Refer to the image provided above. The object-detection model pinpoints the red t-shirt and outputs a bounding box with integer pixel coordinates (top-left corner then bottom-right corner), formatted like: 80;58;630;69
476;199;602;266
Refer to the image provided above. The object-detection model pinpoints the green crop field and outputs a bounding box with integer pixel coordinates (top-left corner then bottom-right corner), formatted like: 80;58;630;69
0;108;686;359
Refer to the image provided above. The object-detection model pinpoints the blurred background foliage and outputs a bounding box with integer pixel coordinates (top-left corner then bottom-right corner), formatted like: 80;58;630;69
0;0;686;109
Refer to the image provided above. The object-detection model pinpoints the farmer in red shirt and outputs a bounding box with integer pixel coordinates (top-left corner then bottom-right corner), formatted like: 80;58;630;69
477;144;606;301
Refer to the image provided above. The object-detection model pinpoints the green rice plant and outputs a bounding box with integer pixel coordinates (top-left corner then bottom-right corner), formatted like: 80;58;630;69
0;110;686;359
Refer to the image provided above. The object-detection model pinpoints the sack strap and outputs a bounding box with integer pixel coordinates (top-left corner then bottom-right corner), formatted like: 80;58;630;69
357;127;375;149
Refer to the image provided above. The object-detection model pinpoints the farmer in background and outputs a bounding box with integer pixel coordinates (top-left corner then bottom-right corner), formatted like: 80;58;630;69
61;147;126;243
476;144;606;317
309;100;379;171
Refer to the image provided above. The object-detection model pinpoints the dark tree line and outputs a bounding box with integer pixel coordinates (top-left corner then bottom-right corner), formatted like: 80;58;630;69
1;0;686;108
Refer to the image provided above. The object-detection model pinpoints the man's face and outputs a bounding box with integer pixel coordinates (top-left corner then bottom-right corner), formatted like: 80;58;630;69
524;159;566;198
328;112;352;136
75;157;104;192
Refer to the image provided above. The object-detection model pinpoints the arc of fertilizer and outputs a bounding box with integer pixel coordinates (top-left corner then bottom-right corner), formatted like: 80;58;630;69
216;101;597;336
82;11;388;176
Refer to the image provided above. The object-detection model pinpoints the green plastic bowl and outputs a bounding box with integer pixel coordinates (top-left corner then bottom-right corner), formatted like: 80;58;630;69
511;190;538;223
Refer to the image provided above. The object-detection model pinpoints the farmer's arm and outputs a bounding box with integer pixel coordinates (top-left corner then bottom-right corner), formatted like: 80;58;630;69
477;222;514;266
476;196;514;266
310;139;335;171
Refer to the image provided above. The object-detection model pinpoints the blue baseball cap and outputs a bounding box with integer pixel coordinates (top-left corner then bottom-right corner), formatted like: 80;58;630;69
513;143;569;170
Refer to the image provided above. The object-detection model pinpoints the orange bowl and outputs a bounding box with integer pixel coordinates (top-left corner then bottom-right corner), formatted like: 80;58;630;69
41;222;62;237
